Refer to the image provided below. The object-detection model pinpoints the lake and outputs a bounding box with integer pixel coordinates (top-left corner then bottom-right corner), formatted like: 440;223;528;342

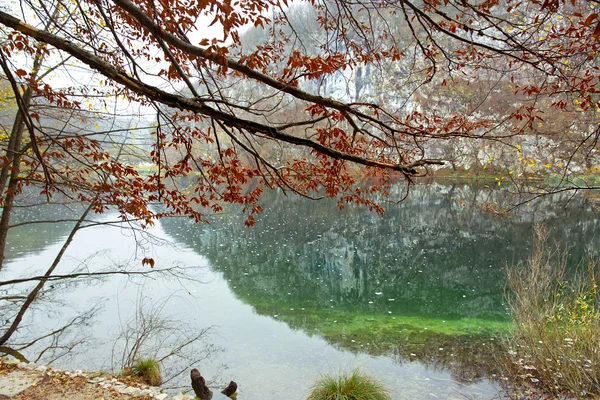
2;181;599;399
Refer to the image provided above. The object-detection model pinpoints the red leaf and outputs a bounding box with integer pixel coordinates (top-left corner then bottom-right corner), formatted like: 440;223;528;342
142;257;155;268
593;22;600;39
584;13;598;27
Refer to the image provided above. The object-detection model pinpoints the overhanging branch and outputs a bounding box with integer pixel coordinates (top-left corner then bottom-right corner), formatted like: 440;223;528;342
0;10;443;176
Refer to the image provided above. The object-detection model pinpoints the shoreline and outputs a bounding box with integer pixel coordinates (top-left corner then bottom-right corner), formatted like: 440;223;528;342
0;357;195;400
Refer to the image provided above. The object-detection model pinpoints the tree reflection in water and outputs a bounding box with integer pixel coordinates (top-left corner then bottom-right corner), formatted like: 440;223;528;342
161;182;600;384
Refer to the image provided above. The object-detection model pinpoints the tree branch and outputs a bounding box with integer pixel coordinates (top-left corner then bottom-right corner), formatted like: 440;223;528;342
0;10;443;175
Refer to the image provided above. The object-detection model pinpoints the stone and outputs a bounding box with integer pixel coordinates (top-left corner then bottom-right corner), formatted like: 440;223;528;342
171;394;191;400
0;370;42;397
112;384;127;392
122;386;140;395
155;393;169;400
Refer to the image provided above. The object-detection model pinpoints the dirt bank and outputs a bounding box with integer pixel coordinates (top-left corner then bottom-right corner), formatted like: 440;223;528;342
0;358;193;400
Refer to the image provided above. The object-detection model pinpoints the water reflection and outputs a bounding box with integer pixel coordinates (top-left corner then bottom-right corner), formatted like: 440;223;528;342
160;182;600;385
4;182;599;399
5;198;83;260
163;182;599;319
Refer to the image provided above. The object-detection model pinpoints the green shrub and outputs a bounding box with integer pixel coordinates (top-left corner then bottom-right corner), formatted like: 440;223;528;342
308;369;390;400
132;358;162;386
501;225;600;398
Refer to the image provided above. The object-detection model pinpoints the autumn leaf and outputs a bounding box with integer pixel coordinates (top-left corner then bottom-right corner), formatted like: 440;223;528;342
584;13;598;26
141;257;155;268
593;22;600;39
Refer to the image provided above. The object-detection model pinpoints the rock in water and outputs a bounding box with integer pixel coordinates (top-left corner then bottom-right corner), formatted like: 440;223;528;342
191;369;212;400
221;381;237;397
190;369;238;399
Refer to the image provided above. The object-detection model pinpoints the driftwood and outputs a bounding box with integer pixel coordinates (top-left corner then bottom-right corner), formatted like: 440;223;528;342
191;368;237;399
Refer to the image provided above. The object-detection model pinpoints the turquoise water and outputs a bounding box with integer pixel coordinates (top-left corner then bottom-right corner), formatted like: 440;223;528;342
162;182;599;325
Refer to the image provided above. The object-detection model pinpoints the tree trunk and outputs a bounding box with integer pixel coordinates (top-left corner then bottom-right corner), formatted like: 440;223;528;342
0;46;45;272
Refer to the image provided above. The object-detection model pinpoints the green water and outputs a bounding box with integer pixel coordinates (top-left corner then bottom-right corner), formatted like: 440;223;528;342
160;182;600;382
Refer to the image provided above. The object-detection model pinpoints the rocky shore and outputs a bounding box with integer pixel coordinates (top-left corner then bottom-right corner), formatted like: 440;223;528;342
0;357;196;400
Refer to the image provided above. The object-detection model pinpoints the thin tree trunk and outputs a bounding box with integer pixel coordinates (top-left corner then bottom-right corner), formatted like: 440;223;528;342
0;2;61;273
0;47;46;272
0;87;31;195
0;139;25;272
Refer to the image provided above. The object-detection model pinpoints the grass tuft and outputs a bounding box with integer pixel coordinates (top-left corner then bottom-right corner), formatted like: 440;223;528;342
308;369;391;400
131;358;162;386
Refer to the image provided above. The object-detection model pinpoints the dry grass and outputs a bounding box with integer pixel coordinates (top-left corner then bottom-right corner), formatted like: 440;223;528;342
501;225;600;398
